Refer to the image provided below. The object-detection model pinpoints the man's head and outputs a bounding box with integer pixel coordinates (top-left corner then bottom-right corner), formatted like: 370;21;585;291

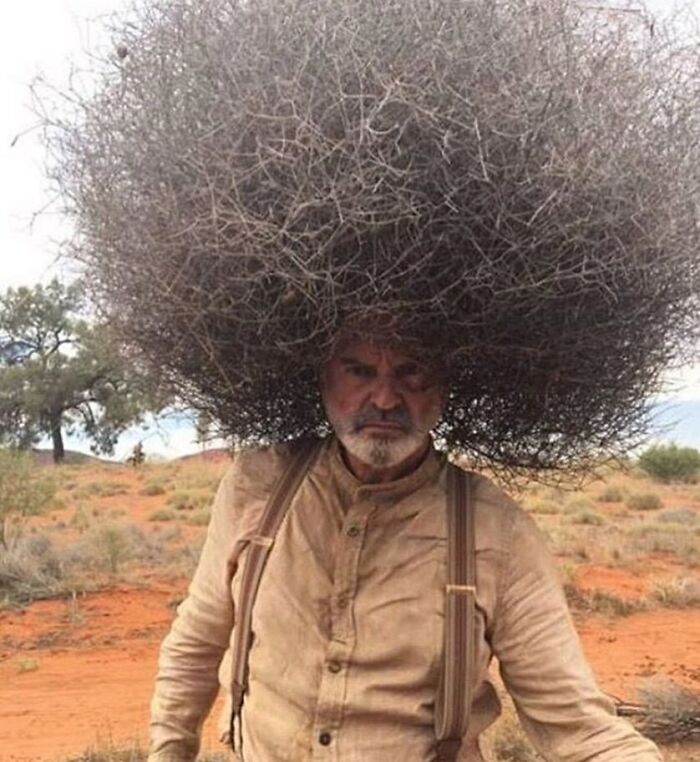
320;338;446;477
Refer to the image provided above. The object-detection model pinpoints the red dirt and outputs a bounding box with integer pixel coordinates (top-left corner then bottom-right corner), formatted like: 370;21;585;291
0;582;226;762
1;459;697;761
2;576;698;760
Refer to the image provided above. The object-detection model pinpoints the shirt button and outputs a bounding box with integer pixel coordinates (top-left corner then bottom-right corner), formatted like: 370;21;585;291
319;731;332;746
328;660;342;673
346;525;361;537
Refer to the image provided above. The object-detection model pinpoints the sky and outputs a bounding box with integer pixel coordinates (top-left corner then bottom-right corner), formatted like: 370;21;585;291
1;0;700;459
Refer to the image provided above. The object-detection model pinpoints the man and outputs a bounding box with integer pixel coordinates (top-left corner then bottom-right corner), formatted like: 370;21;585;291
148;337;662;761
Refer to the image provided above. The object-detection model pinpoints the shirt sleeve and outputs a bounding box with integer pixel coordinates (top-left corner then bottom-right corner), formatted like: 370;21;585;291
491;507;663;762
147;459;240;762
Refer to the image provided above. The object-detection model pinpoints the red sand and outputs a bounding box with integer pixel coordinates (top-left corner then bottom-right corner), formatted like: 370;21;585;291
1;577;698;761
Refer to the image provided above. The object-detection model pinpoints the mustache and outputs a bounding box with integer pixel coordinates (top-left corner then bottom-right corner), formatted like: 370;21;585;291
351;406;413;433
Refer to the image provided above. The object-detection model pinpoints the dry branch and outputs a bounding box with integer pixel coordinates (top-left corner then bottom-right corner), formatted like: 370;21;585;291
42;0;700;474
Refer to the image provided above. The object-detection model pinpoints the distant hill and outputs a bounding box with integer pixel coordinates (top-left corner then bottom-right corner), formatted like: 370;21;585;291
31;449;112;467
174;448;232;465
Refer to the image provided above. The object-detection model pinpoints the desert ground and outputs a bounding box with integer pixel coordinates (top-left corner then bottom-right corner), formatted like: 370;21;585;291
1;449;698;761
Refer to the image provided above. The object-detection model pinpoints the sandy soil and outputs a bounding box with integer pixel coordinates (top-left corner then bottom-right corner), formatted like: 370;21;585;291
1;458;698;761
2;573;698;761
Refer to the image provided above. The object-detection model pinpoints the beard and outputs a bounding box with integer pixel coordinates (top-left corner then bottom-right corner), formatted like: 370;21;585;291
325;402;442;470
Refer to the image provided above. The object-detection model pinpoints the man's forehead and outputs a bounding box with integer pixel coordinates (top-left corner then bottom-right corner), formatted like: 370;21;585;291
329;339;427;367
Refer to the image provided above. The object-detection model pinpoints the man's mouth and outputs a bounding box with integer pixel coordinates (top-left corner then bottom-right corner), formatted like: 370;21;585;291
357;421;407;433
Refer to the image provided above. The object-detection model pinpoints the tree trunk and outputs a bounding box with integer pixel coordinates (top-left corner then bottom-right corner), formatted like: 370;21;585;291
51;419;65;464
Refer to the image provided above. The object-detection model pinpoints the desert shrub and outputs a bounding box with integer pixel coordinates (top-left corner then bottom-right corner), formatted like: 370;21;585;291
148;508;176;522
638;444;700;484
626;491;663;511
60;743;146;762
0;449;56;549
141;481;167;496
94;523;132;573
186;508;212;526
651;577;700;609
564;584;645;617
45;0;700;480
61;742;229;762
16;656;39;672
620;679;700;744
597;485;626;503
657;509;698;526
567;510;605;526
166;490;212;512
563;496;594;513
75;481;130;498
526;500;560;515
0;532;64;606
624;523;700;563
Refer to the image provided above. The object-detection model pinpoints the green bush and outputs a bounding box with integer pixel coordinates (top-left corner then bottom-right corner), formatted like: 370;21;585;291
638;443;700;484
94;524;132;574
626;491;663;511
0;449;55;549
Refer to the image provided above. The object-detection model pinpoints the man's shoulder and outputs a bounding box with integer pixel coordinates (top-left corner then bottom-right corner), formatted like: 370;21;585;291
449;465;528;552
224;435;325;496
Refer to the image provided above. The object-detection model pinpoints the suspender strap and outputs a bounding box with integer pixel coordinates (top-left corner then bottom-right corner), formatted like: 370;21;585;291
435;464;476;762
229;438;320;751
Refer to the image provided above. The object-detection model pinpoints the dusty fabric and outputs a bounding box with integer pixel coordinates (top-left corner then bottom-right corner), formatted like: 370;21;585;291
148;437;662;761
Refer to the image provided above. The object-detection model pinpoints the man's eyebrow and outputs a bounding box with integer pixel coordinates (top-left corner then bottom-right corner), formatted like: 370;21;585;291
338;356;371;366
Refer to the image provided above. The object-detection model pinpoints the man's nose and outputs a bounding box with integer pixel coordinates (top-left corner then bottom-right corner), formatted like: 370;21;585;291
369;376;403;410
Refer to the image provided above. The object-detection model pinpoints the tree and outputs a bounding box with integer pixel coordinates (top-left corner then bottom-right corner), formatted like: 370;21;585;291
0;279;164;463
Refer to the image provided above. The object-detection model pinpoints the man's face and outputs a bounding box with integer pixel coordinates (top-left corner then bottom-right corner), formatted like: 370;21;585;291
320;339;446;469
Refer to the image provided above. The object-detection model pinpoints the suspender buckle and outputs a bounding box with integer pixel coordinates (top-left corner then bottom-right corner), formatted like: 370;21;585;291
445;583;476;595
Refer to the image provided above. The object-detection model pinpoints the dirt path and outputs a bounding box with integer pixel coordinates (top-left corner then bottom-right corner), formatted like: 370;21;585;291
1;579;698;761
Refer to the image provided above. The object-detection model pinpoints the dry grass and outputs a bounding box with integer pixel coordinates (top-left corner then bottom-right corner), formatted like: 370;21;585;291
57;740;227;762
617;679;700;745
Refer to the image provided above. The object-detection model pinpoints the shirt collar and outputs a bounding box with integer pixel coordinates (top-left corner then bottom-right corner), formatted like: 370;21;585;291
323;434;445;505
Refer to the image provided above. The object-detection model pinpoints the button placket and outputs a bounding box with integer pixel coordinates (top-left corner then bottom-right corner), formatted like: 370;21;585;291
311;502;371;760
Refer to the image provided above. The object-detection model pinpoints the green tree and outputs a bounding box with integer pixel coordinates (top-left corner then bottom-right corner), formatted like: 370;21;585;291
0;279;164;463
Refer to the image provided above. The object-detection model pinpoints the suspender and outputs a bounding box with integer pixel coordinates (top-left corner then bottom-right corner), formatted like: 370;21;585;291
228;441;476;760
229;438;321;750
435;464;477;762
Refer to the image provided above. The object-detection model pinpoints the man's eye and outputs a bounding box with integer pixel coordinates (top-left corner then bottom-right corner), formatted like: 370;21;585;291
348;364;374;378
397;364;424;382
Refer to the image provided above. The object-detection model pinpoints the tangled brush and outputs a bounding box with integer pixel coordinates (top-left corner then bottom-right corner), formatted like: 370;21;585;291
615;679;700;744
44;0;700;472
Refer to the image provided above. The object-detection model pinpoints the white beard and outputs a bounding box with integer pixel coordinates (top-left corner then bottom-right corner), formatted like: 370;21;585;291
324;397;442;470
336;427;428;469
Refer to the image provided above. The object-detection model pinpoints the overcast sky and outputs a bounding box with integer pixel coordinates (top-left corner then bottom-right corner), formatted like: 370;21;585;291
1;0;699;456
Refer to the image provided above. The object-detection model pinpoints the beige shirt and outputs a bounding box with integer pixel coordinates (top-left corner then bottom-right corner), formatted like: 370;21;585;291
148;437;662;761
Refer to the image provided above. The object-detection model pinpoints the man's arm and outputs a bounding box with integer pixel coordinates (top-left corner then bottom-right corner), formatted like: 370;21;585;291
148;461;239;762
492;508;663;762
